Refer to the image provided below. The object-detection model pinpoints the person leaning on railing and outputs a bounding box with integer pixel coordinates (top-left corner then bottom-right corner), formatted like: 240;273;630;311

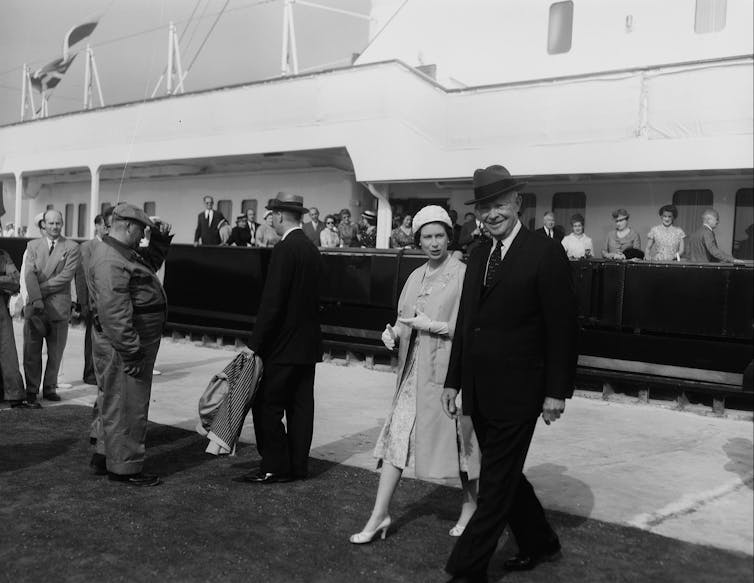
602;208;641;260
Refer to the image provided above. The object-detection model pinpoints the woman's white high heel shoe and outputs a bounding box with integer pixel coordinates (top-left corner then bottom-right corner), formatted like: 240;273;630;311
349;516;392;544
449;523;467;537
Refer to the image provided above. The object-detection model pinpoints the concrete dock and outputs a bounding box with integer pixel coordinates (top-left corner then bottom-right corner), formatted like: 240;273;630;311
3;321;752;556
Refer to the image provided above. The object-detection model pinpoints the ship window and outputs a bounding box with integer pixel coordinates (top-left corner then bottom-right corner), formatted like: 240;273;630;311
519;193;537;231
217;200;233;222
77;204;87;237
64;203;74;237
695;0;727;33
733;188;753;260
552;192;585;233
241;199;258;216
548;1;574;54
143;201;156;216
673;189;713;239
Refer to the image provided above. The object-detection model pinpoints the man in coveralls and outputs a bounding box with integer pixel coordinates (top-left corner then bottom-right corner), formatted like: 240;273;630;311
88;204;170;486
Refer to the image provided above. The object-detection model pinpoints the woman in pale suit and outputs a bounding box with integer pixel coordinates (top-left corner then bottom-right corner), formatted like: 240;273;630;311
350;206;480;544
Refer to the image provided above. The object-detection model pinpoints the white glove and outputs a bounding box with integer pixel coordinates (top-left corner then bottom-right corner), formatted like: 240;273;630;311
381;324;397;350
398;311;449;335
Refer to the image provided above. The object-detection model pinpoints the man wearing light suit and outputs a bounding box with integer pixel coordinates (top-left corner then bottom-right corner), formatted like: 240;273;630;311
23;209;80;403
442;165;578;582
194;195;225;246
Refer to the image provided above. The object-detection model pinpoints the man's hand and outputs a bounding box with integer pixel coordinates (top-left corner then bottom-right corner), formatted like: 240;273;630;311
32;299;44;313
123;363;143;377
542;397;565;425
441;388;459;419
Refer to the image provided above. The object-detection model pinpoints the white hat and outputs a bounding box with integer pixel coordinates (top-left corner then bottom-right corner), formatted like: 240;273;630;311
412;205;452;234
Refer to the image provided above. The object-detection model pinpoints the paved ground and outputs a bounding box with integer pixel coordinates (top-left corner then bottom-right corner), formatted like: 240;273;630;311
3;322;753;557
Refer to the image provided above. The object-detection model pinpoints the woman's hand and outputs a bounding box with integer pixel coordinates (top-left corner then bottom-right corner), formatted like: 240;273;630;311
398;310;433;332
381;324;397;350
441;388;459;419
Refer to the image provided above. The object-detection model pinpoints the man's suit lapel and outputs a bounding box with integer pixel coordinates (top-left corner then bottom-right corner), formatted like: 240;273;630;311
40;237;65;280
481;227;529;299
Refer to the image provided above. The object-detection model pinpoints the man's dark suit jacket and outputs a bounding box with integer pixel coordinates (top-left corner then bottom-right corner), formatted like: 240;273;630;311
445;226;578;421
194;210;226;245
247;229;322;365
245;221;260;244
302;221;324;246
534;225;565;243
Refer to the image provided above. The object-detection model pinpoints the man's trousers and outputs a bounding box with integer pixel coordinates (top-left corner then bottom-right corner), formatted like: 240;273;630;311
251;363;315;478
445;414;558;578
23;314;68;397
91;329;161;475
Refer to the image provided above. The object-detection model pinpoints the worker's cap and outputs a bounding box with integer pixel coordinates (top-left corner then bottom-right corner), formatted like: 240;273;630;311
112;203;155;228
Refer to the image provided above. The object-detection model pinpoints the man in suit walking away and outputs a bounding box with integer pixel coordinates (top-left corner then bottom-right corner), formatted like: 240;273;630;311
23;209;80;403
442;165;578;582
535;211;565;242
302;206;325;246
194;195;225;245
239;192;323;484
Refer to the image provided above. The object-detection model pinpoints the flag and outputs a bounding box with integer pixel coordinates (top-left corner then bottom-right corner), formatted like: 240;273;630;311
30;55;77;93
64;20;99;58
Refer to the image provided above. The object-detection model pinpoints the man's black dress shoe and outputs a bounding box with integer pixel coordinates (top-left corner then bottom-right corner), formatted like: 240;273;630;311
10;400;42;409
503;540;562;571
43;393;62;402
240;471;292;484
446;574;488;583
90;454;108;476
107;472;162;486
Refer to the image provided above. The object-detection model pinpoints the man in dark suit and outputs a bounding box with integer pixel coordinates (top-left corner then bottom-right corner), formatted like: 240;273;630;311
193;195;225;245
75;212;109;385
535;211;565;242
302;206;325;246
239;192;323;484
245;208;260;245
23;210;81;403
442;165;578;582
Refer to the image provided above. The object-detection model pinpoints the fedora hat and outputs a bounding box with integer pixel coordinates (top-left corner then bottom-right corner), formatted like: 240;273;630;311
466;165;527;205
266;191;308;215
361;209;377;224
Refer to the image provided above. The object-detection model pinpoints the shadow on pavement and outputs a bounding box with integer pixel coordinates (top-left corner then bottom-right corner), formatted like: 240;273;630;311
723;437;754;489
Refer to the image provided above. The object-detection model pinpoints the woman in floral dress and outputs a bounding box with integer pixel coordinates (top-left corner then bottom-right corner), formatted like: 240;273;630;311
349;206;480;544
646;204;685;260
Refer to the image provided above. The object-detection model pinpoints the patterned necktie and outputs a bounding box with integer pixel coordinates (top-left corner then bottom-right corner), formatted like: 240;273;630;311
485;240;502;287
49;240;55;255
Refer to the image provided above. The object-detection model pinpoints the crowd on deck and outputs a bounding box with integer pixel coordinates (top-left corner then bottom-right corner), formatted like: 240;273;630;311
187;195;749;263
